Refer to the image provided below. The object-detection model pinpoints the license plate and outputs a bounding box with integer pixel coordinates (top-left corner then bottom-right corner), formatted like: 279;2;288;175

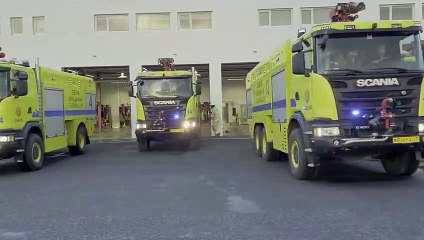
392;136;420;144
170;129;184;133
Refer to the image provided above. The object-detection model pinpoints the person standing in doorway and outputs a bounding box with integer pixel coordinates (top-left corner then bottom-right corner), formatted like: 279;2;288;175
210;105;221;137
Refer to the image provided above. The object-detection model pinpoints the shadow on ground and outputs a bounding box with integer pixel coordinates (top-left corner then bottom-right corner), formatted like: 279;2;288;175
0;153;71;176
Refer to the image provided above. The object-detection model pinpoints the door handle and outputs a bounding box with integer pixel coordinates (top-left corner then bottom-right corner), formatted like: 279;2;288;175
28;107;32;113
295;92;300;100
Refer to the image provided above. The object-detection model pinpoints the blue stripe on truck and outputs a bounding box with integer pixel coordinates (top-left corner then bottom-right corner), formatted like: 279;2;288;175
252;99;297;113
44;110;97;117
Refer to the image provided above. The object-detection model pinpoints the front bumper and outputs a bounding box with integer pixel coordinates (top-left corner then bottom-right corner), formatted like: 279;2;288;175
0;142;18;160
310;135;424;155
0;130;21;160
136;128;199;142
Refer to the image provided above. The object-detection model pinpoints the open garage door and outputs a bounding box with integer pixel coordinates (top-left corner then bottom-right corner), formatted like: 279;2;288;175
221;62;258;137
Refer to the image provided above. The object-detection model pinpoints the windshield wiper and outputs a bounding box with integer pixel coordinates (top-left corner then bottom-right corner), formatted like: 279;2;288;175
367;67;410;73
324;69;364;75
367;67;424;73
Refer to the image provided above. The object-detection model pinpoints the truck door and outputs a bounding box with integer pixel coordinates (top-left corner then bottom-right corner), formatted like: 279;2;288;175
290;37;313;121
10;68;39;130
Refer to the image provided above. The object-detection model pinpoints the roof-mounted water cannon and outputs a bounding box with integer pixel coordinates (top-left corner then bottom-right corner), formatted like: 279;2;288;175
330;2;366;22
158;58;174;71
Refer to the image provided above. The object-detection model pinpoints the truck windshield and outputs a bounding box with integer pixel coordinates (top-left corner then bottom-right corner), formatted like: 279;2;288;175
137;78;192;98
316;31;424;74
0;71;9;100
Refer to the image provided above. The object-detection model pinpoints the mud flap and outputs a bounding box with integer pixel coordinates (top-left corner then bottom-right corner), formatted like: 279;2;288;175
305;150;320;167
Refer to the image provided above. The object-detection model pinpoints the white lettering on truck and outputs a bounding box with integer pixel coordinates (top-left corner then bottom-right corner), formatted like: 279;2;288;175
154;100;176;105
356;78;400;87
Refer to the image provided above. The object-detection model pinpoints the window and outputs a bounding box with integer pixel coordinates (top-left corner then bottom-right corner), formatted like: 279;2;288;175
258;9;292;26
380;4;414;20
178;11;212;30
301;7;333;24
95;14;129;32
422;4;424;19
11;17;23;35
33;16;45;34
137;13;170;31
303;38;313;70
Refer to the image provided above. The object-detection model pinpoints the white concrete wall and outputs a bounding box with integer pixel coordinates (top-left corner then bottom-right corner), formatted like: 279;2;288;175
1;0;423;137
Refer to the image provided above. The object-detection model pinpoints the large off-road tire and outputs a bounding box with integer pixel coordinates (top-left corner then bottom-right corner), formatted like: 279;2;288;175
381;151;419;176
254;125;263;157
138;139;151;152
288;128;319;180
260;127;280;162
69;125;87;155
18;133;44;172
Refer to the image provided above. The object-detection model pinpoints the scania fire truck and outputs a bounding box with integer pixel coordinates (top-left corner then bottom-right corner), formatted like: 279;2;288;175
247;2;424;180
129;58;202;151
0;48;96;171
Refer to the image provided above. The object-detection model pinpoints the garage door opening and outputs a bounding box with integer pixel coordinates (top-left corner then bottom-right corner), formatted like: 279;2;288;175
221;62;258;137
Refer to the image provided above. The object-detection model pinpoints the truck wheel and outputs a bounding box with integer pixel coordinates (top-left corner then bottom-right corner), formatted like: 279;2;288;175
254;126;263;157
69;125;87;155
288;128;319;180
138;139;151;152
18;133;44;172
260;127;279;162
381;151;419;176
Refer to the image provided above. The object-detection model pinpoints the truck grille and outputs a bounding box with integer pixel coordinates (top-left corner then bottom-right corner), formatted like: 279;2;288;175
145;107;185;130
327;75;422;120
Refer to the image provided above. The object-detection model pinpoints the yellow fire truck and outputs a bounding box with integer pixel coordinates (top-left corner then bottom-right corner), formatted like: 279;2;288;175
129;58;202;151
0;49;96;171
247;3;424;179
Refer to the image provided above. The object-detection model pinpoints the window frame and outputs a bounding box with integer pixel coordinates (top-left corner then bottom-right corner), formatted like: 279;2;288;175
32;16;45;34
136;12;171;31
10;17;24;35
379;4;414;20
177;11;212;30
258;8;292;27
300;7;333;25
94;14;129;32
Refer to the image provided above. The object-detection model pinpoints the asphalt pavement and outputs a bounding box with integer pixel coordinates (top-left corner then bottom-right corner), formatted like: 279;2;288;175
0;139;423;240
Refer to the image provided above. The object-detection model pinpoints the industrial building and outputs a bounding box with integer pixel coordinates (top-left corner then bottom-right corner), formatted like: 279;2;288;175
1;0;422;138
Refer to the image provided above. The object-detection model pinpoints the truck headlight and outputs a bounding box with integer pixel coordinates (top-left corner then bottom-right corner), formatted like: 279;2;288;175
418;123;424;132
313;127;340;137
0;135;14;142
136;122;147;129
183;120;196;129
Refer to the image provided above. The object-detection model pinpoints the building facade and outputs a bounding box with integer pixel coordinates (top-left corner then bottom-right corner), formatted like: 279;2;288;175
1;0;423;138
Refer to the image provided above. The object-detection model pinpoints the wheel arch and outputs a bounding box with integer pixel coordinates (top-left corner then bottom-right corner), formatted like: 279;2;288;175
66;120;89;146
23;122;43;141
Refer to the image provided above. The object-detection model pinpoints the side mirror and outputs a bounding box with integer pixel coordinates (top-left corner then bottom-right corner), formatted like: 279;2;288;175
195;84;202;95
292;52;306;75
12;79;28;97
128;81;135;97
292;41;303;53
17;72;28;81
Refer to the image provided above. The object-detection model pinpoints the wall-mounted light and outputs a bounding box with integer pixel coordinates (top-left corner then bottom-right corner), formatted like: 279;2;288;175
118;73;127;79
